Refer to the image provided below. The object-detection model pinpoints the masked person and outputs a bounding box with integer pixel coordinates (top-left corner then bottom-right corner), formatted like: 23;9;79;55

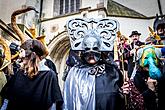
122;37;165;110
63;18;124;110
0;39;63;110
124;31;145;78
153;16;165;110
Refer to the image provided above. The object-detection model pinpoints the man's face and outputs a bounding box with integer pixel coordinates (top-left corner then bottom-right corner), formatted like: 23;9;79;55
131;34;140;43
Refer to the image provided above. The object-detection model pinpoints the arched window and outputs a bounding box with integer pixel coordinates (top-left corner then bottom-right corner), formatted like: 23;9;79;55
53;0;80;16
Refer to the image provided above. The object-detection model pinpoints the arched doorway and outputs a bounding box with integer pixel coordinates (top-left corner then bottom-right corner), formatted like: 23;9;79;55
48;31;70;91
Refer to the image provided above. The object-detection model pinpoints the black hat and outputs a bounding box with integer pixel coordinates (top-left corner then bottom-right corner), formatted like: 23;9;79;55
129;31;141;37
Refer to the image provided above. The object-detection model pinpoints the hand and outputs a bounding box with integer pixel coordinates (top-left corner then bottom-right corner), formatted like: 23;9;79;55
122;81;130;94
146;77;157;92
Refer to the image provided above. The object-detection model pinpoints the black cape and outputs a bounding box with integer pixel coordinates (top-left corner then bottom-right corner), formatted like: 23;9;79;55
63;61;124;110
95;63;124;110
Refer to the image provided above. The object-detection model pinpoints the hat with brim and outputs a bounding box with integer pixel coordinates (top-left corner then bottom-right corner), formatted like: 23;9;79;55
129;31;141;37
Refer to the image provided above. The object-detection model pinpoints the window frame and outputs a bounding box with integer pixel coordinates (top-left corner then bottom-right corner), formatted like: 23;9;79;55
53;0;80;16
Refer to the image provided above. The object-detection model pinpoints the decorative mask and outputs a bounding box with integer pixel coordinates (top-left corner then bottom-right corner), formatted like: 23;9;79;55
137;45;162;79
66;18;119;51
82;30;101;64
66;18;119;64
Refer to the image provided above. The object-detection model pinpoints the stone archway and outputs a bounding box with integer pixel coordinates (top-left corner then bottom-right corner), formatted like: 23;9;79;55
48;31;70;91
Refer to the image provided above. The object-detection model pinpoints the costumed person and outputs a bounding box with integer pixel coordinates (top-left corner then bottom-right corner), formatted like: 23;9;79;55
63;18;124;110
153;15;165;110
0;6;63;110
124;31;145;78
122;36;165;110
0;39;63;110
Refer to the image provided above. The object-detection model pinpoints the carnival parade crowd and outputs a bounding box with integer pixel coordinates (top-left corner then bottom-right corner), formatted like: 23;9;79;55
0;6;165;110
